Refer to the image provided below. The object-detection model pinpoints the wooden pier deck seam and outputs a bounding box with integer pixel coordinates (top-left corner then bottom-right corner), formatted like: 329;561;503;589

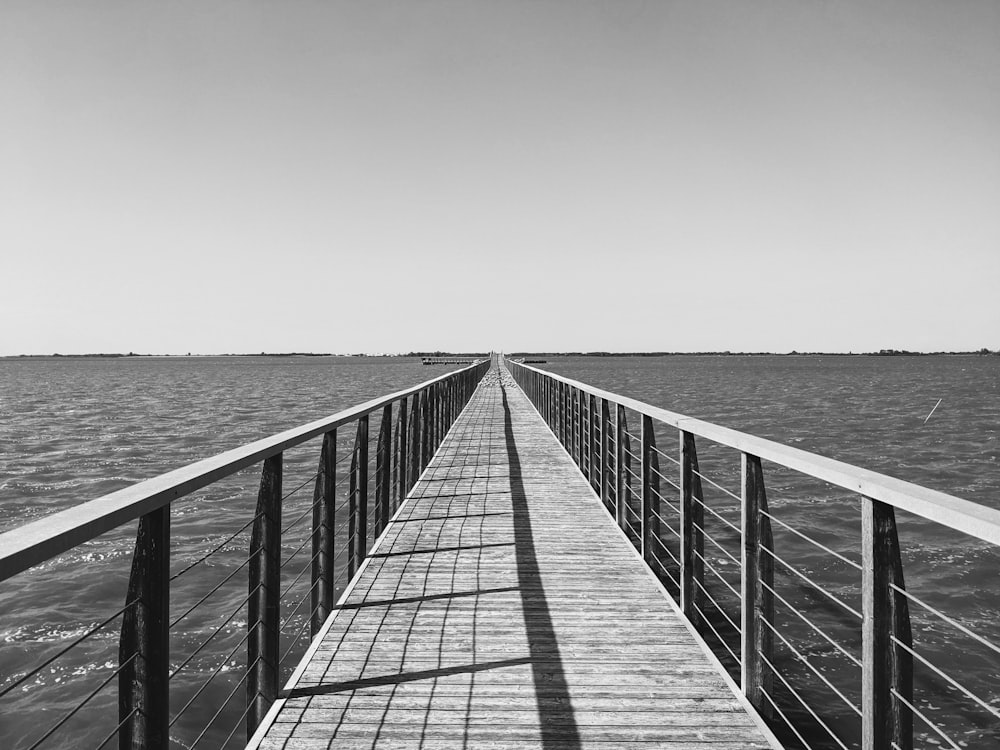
250;365;781;749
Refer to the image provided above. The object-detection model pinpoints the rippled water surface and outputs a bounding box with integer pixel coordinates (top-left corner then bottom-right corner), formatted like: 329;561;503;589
1;354;998;749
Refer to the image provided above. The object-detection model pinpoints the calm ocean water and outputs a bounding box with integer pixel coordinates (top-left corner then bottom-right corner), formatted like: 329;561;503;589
1;355;997;749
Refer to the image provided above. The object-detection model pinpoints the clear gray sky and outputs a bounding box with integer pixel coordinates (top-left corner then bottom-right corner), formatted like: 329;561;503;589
3;1;998;354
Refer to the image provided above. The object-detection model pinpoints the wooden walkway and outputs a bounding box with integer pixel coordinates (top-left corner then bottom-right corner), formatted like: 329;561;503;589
251;366;779;749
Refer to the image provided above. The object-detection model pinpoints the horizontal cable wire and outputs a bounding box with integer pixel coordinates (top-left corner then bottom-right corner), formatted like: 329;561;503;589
282;493;325;536
646;552;680;589
891;636;1000;722
280;531;316;571
759;616;862;718
759;579;861;669
26;653;137;750
169;584;261;683
689;493;742;534
651;467;681;493
0;600;135;699
622;515;641;541
759;650;852;750
692;598;741;665
280;578;322;626
648;509;681;540
691;520;742;568
692;547;742;601
170;551;259;628
692;468;742;503
649;486;681;516
189;657;259;749
890;689;962;750
92;708;136;750
219;701;255;750
651;444;681;466
646;530;681;567
891;583;1000;659
280;601;325;665
281;470;321;503
170;623;259;728
692;576;742;635
280;550;323;601
759;509;862;571
758;687;816;750
171;512;263;582
760;546;862;620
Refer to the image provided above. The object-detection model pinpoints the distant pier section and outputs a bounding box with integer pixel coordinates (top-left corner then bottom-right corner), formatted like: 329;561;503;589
421;356;477;365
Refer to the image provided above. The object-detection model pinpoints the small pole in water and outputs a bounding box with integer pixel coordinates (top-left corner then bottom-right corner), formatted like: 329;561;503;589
922;398;943;425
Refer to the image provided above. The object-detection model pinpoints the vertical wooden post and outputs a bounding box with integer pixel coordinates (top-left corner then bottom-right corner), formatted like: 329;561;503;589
247;454;282;739
559;383;566;445
679;431;705;624
741;453;773;717
119;506;170;750
616;405;626;529
622;417;635;532
862;498;913;750
640;415;661;565
600;399;611;508
564;384;571;450
356;416;369;565
376;404;392;535
420;390;430;471
555;382;562;442
311;431;336;636
408;393;420;490
589;395;599;490
397;399;409;506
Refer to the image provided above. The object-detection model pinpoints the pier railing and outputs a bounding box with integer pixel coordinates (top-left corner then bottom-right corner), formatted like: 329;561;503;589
0;359;489;750
506;357;1000;750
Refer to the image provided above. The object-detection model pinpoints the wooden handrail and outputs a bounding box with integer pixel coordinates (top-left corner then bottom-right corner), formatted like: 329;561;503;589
508;360;1000;546
0;361;486;585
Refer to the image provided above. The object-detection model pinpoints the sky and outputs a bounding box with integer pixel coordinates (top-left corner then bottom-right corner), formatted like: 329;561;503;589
2;0;998;354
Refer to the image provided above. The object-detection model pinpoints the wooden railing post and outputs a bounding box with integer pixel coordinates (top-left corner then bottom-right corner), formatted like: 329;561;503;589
740;453;773;718
420;389;430;471
310;431;336;636
119;506;170;750
862;498;913;750
601;399;611;508
376;404;392;535
397;399;408;506
559;382;566;446
348;417;369;577
357;416;369;565
679;431;705;624
408;393;421;489
577;389;585;469
640;415;661;565
247;454;282;739
565;383;571;450
589;394;598;489
616;405;626;529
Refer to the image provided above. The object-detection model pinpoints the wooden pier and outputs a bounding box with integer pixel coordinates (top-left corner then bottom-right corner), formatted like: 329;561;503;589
249;367;777;748
4;355;1000;750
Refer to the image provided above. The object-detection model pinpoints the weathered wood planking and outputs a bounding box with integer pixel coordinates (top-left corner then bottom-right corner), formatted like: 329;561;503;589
252;367;779;749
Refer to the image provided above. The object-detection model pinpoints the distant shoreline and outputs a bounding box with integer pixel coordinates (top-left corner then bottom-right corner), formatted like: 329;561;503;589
3;349;997;359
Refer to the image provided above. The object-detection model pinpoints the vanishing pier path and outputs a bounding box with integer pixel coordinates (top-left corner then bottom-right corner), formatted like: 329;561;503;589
251;367;777;749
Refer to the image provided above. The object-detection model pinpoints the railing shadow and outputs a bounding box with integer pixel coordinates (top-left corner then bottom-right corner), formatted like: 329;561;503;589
500;378;582;747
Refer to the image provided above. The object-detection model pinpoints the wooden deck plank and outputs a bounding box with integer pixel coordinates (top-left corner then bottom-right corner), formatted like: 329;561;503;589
253;367;779;749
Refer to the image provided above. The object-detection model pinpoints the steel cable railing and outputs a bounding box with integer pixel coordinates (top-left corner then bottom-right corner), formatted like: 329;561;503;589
506;356;1000;750
0;358;491;750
